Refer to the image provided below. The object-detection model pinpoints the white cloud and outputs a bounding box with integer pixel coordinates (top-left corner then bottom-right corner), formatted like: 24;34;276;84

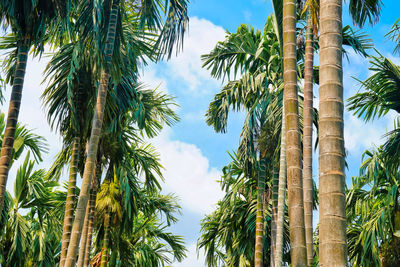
154;129;224;215
344;113;391;154
140;68;169;94
166;17;226;92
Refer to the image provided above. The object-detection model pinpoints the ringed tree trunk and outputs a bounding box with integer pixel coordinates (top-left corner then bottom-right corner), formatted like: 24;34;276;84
275;102;287;267
283;0;307;265
303;14;315;266
76;197;91;267
319;0;347;265
64;1;120;266
270;166;279;267
0;36;31;214
100;212;111;267
60;137;81;267
83;162;102;266
77;162;99;267
77;164;97;267
255;155;267;267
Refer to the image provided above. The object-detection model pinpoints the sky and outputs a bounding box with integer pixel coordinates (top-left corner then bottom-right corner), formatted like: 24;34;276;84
1;1;400;266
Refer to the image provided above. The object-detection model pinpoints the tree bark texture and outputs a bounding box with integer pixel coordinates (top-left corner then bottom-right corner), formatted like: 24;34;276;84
303;14;315;267
319;0;347;265
60;137;81;267
0;37;30;214
283;0;307;265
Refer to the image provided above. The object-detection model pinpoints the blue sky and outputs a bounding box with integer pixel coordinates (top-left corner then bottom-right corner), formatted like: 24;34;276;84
1;1;400;266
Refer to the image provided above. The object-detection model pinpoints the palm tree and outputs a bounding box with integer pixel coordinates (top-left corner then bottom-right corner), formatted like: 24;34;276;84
65;1;188;264
282;0;308;265
91;187;186;267
348;53;400;163
86;128;184;266
318;0;347;264
42;10;169;264
318;0;383;264
0;0;70;215
202;15;369;265
96;171;122;267
274;101;287;267
0;153;63;266
42;39;98;266
346;147;400;266
203;17;286;266
301;1;318;263
198;152;291;267
79;161;101;267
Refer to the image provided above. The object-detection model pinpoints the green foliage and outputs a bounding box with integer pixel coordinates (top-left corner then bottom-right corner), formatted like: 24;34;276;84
198;153;291;267
386;18;400;55
348;54;400;121
347;147;400;266
0;112;47;164
348;0;383;27
0;153;64;266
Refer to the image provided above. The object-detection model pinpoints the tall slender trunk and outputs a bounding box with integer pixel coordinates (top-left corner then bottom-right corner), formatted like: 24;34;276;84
275;103;287;267
255;155;267;267
77;162;99;267
76;198;91;267
84;162;101;266
60;137;81;267
0;37;30;214
283;0;307;265
303;14;315;267
270;166;279;267
64;1;119;265
100;212;111;267
319;0;347;265
83;188;96;266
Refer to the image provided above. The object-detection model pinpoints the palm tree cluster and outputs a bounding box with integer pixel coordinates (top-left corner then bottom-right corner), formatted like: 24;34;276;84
196;0;400;267
0;0;399;266
0;0;189;266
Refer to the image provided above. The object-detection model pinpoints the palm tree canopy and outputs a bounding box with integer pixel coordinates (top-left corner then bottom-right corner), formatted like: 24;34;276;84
0;0;71;49
348;0;383;27
347;147;400;266
348;54;400;122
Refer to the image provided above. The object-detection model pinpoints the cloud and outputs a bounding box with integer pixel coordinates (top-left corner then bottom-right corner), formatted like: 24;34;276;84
165;17;226;92
140;68;169;94
154;129;224;215
344;114;381;152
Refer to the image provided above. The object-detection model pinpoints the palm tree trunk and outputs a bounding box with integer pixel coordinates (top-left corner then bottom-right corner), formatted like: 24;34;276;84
83;162;101;266
255;155;267;267
275;104;287;267
83;188;96;266
270;166;279;267
319;0;347;265
77;197;91;267
77;162;99;267
303;14;315;267
0;37;30;214
283;0;307;265
100;212;111;267
64;1;119;265
60;137;80;267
